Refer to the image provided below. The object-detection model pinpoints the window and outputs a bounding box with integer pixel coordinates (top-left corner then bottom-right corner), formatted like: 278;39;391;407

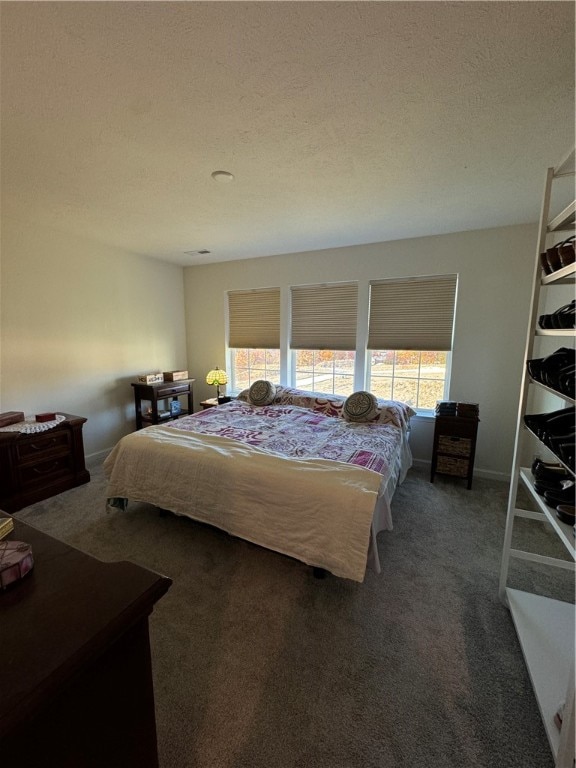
294;350;355;395
226;275;457;409
231;348;280;392
368;350;449;410
228;288;280;392
290;281;358;395
367;274;457;412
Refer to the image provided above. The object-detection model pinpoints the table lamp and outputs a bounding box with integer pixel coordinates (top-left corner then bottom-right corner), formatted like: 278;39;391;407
206;367;228;402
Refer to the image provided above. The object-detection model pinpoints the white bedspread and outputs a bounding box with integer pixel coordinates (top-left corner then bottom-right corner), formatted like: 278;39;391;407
104;425;385;582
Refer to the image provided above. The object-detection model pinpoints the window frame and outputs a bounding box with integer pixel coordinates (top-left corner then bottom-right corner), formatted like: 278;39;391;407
291;349;356;396
229;348;281;393
226;275;456;414
366;350;452;414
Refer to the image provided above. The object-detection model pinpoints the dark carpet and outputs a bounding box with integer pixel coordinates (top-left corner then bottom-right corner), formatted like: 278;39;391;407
17;461;574;768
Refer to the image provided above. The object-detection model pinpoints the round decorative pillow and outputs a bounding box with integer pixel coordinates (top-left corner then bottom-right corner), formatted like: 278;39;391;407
343;391;379;422
248;380;276;406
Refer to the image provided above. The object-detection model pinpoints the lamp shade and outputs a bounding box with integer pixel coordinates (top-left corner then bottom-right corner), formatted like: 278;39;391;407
206;368;228;386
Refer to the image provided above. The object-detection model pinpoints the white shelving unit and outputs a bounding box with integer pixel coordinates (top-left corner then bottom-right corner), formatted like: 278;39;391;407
499;148;575;768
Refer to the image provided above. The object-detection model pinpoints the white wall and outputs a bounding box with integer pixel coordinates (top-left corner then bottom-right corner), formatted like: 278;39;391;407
0;219;540;476
184;224;537;479
1;217;187;456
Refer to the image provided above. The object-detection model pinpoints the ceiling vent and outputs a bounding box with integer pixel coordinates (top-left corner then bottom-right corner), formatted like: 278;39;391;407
184;249;211;256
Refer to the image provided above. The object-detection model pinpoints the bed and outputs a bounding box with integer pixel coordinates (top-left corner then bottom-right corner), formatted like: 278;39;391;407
104;385;414;582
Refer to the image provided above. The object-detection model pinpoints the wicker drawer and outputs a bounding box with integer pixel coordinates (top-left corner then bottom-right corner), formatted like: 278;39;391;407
438;435;472;457
436;456;469;477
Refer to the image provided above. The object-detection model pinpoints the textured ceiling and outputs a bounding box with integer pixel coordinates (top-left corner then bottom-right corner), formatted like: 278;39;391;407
1;1;574;266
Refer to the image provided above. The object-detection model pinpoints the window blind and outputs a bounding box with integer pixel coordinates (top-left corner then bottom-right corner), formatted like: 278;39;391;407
228;287;281;349
368;274;457;351
290;282;358;350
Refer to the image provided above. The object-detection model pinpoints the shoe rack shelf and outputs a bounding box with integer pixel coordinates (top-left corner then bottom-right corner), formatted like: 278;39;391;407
536;328;575;337
499;148;575;768
528;378;575;405
541;262;576;285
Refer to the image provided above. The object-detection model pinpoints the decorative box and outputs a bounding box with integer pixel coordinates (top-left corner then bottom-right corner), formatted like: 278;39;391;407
36;412;57;422
0;411;24;428
0;540;34;589
136;373;164;385
163;370;189;381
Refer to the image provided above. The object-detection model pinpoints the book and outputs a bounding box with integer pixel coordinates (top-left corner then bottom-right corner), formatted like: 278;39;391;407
0;517;15;541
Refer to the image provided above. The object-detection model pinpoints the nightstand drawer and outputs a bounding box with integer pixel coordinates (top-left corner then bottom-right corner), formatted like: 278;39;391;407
16;431;71;462
18;454;75;488
155;383;191;398
438;435;472;457
437;456;469;477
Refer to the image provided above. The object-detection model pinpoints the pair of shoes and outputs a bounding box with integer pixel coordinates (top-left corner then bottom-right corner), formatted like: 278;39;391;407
538;300;576;330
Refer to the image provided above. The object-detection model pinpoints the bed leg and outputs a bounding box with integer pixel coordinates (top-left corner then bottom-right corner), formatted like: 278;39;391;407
313;567;328;579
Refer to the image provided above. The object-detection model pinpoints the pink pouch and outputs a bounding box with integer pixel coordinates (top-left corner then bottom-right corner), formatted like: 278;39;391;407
0;541;34;589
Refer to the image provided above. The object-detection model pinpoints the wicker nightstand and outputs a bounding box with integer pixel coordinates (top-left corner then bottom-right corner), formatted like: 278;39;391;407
430;415;479;490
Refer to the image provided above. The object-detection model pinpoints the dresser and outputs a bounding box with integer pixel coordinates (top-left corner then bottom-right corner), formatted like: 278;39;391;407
0;514;171;768
0;414;90;512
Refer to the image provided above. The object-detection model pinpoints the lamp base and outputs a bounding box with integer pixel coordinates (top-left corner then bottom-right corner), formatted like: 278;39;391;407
217;396;231;404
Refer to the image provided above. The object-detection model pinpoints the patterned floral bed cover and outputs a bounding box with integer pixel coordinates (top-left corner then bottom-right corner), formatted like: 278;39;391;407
104;389;414;581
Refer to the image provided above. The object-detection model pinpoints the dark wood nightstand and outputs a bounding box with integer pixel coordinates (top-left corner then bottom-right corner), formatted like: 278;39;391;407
430;415;479;490
0;414;90;512
131;379;194;429
200;398;219;409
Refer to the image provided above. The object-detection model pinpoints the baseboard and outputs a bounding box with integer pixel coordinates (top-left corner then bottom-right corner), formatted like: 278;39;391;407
85;449;111;469
411;457;510;484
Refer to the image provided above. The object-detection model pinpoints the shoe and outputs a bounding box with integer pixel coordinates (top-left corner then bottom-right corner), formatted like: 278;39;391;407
556;505;576;524
540;252;553;275
526;348;575;382
524;407;575;441
556;366;576;399
532;457;566;474
549;437;575;472
534;478;574;496
558;236;575;268
544;486;576;509
533;464;573;483
545;432;575;471
538;300;576;330
551;300;576;330
545;363;576;398
546;244;562;273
